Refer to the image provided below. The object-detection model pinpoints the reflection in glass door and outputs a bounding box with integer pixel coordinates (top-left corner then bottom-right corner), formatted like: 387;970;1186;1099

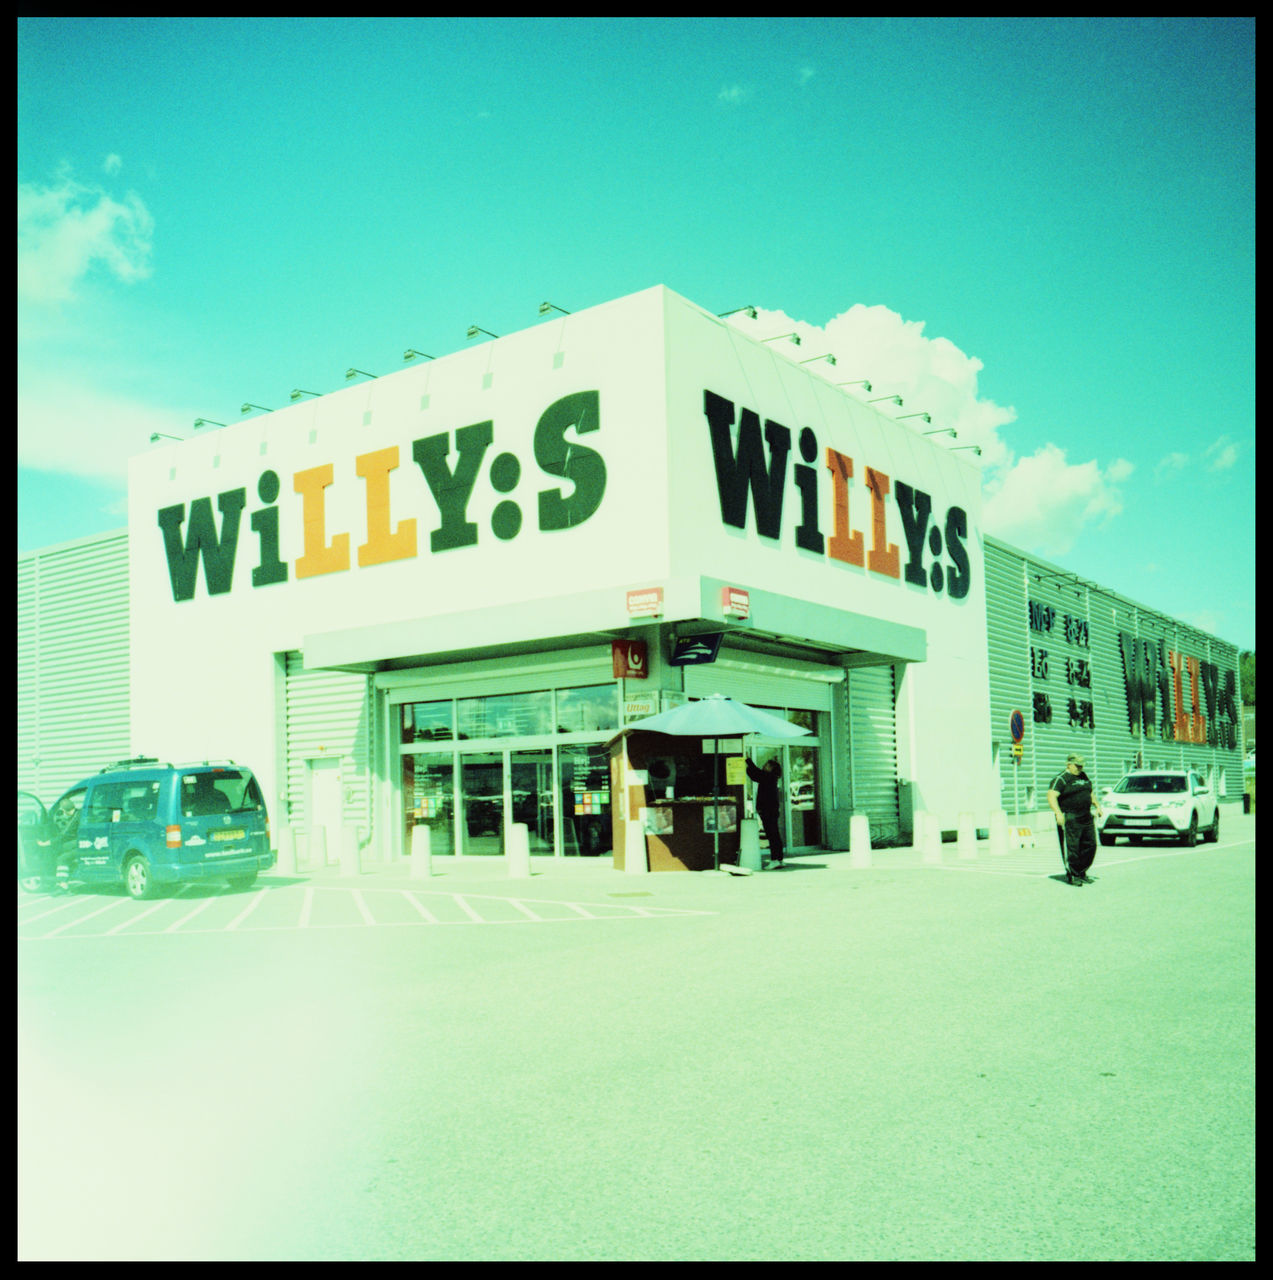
404;755;455;857
787;743;821;847
462;753;504;855
511;749;554;855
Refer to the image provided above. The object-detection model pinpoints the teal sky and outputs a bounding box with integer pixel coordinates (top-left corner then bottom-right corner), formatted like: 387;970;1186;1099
17;17;1254;649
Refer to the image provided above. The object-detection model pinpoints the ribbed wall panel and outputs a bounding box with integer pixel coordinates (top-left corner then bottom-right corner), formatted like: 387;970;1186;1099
847;664;899;834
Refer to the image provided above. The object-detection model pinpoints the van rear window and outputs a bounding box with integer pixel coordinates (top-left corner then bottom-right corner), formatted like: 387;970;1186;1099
181;772;264;817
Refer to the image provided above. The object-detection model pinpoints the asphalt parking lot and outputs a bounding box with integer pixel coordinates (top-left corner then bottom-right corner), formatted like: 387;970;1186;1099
18;809;1255;1261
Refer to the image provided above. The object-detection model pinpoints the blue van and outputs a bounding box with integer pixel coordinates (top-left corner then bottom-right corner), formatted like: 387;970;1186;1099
46;758;274;899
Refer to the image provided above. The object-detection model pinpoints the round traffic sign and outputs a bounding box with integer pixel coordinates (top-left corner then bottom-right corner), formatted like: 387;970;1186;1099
1010;710;1025;743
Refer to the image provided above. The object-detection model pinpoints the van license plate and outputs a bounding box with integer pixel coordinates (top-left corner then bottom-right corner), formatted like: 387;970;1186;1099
1125;819;1151;826
212;829;246;841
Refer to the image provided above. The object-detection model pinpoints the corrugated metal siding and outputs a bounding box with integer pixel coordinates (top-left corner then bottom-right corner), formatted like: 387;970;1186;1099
985;538;1244;805
847;664;899;833
684;665;833;712
284;652;373;830
17;532;131;801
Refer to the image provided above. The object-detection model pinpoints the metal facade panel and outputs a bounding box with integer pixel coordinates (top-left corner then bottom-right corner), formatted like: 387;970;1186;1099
847;664;899;834
17;533;130;801
683;666;833;712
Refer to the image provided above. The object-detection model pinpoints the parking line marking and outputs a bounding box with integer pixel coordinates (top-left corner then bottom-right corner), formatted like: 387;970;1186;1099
563;902;596;918
43;898;128;937
452;895;485;923
507;899;543;921
17;895;83;925
298;887;314;929
165;891;224;932
399;891;439;923
351;890;375;926
106;900;169;934
225;889;268;931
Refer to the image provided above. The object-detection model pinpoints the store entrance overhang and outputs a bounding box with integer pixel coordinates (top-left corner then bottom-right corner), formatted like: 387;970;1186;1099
300;575;926;673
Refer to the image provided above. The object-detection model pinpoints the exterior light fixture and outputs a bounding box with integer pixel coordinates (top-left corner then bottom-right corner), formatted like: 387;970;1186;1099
403;349;435;362
869;395;903;407
240;403;273;415
717;306;757;319
923;426;957;438
799;353;837;367
951;445;982;456
149;432;184;443
762;332;801;346
836;380;872;393
193;418;225;429
345;368;378;381
467;326;499;340
290;389;320;401
897;412;931;424
538;301;570;316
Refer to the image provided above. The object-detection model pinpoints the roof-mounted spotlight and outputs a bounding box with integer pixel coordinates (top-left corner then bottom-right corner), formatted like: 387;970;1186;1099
799;353;837;367
897;412;931;424
923;426;957;438
762;332;801;346
467;326;499;340
193;418;225;429
538;301;570;316
149;432;185;443
836;380;872;393
717;306;757;319
951;445;982;456
403;349;435;363
240;403;273;415
345;368;378;381
290;389;321;401
869;395;903;407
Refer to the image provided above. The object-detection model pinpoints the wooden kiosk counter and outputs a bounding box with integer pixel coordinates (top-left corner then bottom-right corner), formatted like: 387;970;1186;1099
608;729;745;871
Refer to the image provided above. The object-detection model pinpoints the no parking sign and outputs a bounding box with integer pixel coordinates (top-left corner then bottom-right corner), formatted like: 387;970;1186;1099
1010;710;1025;761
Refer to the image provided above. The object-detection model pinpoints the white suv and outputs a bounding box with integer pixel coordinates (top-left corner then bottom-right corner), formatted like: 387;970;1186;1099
1098;769;1220;847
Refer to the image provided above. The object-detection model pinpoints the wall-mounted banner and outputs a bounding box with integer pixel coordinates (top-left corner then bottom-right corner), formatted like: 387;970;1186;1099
612;639;649;680
669;633;723;667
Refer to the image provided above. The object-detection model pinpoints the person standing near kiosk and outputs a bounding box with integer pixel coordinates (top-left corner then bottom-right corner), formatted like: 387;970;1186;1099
747;755;785;868
1048;753;1102;885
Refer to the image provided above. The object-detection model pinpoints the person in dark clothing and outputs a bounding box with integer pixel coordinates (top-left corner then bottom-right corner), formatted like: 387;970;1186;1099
746;756;785;867
1047;753;1103;884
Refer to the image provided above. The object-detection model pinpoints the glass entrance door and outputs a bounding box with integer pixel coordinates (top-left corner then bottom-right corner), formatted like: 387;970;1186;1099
461;752;504;855
510;749;554;855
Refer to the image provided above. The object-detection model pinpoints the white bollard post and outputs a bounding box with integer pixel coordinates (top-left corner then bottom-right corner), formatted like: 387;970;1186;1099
989;810;1009;856
957;812;977;860
506;822;531;879
309;826;327;872
739;817;763;872
339;823;361;877
850;813;872;868
410;823;433;878
276;824;297;876
624;811;649;874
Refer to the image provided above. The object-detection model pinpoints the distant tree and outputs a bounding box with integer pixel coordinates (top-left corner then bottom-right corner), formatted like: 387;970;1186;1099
1240;650;1255;705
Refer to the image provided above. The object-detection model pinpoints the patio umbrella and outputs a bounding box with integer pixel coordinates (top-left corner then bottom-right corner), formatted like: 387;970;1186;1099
622;694;811;869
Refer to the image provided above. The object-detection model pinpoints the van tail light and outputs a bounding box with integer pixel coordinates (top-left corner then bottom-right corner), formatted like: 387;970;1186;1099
166;825;182;849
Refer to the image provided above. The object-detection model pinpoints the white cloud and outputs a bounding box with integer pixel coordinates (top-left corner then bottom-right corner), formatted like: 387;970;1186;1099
103;153;122;176
1155;450;1190;475
718;84;752;105
17;167;154;305
1204;436;1240;470
798;66;816;86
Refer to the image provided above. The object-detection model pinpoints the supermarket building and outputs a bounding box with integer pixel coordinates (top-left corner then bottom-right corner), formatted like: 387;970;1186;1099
18;287;1245;864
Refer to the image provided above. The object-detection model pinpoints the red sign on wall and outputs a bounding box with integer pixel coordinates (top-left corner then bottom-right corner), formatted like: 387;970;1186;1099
612;639;649;679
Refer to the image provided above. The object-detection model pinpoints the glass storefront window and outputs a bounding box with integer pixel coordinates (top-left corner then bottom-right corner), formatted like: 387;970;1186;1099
403;755;455;856
559;743;613;856
556;684;619;734
402;700;454;744
458;690;552;740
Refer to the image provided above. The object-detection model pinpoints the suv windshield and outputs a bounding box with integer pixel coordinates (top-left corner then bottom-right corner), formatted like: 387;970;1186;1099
1114;775;1187;795
181;771;265;818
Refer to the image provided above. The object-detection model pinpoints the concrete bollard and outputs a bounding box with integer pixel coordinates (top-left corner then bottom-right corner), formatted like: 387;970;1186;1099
989;810;1009;856
849;813;872;868
739;818;763;872
339;823;361;877
957;812;977;860
276;824;297;876
308;826;327;872
410;823;433;878
921;812;944;864
506;822;531;878
624;813;649;874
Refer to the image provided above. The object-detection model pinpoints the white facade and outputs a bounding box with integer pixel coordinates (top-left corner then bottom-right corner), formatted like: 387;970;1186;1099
124;285;996;859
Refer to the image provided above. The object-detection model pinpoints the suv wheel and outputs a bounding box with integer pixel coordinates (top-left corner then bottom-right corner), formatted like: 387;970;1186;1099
1206;808;1220;843
124;855;155;900
1180;813;1198;848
